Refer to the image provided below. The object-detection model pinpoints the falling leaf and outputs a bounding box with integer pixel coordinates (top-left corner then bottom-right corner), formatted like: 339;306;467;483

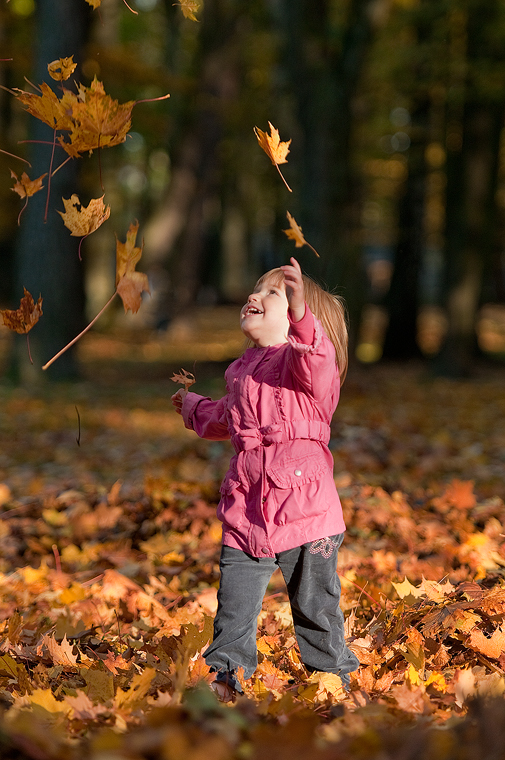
283;211;320;257
254;122;292;191
0;288;43;334
85;0;102;6
10;170;47;199
115;221;150;314
48;56;77;82
171;368;196;391
175;0;200;20
14;81;73;131
58;194;110;237
60;78;135;157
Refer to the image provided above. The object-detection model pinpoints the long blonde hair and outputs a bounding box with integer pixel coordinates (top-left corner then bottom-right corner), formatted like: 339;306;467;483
254;268;349;385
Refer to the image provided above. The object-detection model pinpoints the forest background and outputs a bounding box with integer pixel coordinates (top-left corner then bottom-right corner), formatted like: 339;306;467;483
1;1;505;759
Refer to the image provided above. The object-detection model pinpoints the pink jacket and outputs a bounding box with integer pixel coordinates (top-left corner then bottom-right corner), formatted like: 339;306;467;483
181;305;346;558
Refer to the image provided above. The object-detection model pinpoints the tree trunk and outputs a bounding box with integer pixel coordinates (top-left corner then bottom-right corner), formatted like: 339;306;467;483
9;0;90;383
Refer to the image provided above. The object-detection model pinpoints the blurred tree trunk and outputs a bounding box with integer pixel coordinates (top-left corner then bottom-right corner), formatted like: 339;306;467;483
280;0;375;293
144;0;244;314
9;0;91;383
382;104;428;360
433;104;502;376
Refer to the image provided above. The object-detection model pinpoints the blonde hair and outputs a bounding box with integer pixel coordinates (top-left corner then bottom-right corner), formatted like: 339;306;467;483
254;268;349;384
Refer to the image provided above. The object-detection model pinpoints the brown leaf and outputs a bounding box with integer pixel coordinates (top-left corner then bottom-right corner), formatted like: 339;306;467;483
48;56;77;81
41;634;78;668
58;194;111;237
115;221;150;314
283;211;320;258
0;288;43;334
171;368;196;392
10;170;47;199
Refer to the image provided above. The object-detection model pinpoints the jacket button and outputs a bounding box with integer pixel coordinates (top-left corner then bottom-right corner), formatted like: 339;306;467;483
262;496;267;502
261;547;269;554
294;469;302;476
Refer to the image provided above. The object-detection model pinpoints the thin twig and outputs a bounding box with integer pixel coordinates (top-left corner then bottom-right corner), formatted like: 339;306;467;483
0;148;31;166
42;290;118;370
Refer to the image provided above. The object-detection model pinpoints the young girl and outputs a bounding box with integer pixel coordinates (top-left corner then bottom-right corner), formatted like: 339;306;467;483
171;257;359;701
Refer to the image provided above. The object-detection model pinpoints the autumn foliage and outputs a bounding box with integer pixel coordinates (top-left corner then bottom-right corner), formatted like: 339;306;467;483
0;361;505;759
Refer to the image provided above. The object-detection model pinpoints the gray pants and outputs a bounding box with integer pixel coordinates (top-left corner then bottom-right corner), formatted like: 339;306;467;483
204;534;359;692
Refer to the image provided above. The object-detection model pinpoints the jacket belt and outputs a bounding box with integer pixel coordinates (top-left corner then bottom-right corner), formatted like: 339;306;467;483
231;419;331;452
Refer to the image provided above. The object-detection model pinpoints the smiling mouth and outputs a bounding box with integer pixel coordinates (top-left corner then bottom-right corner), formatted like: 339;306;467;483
243;306;263;316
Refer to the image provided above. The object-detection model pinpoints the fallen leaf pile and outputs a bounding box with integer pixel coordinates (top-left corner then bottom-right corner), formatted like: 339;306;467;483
0;360;504;759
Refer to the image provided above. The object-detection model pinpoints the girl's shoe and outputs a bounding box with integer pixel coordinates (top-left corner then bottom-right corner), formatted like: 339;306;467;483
211;679;237;703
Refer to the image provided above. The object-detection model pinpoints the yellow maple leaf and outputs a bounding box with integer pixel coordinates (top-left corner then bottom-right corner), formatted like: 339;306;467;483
176;0;200;20
58;194;111;238
41;634;78;668
48;56;77;82
0;288;43;335
59;77;134;156
85;0;102;6
283;211;320;257
14;81;73;131
254;122;292;191
115;221;150;314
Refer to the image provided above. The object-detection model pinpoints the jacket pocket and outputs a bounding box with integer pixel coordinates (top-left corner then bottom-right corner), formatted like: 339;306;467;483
219;473;240;494
267;452;326;489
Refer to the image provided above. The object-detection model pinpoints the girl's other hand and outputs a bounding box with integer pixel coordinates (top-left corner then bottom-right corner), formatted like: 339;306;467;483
280;257;305;322
171;388;188;415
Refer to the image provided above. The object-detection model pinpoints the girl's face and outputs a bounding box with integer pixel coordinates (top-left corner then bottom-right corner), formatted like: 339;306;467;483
240;276;290;347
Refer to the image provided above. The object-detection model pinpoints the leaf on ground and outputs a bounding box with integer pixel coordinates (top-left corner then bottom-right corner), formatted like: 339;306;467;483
115;221;150;314
0;288;42;334
58;194;110;237
467;627;505;660
40;634;78;668
64;690;109;720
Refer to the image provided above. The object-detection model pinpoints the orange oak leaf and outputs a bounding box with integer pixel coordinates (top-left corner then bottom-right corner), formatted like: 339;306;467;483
254;122;292;192
58;194;111;237
10;170;47;199
171;368;196;391
0;288;43;334
48;56;77;82
176;0;200;21
467;627;505;660
283;211;320;258
115;221;150;314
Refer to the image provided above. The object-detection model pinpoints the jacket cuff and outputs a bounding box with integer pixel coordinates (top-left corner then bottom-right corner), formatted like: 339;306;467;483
181;391;206;430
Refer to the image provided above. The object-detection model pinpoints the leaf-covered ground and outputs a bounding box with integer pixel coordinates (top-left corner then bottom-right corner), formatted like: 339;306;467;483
0;342;505;760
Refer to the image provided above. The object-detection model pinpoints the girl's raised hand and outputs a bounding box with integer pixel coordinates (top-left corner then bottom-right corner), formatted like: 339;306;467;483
280;257;305;322
171;388;188;415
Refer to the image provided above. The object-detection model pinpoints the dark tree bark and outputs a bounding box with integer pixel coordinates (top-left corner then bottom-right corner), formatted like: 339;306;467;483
9;0;91;383
280;0;375;293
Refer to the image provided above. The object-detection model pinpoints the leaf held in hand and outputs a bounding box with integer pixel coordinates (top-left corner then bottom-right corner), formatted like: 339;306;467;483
48;56;77;82
171;368;196;391
0;288;43;334
115;221;150;314
283;211;320;258
58;194;111;237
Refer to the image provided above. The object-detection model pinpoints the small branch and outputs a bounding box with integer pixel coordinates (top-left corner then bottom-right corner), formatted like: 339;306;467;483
44;129;58;223
275;163;292;193
17;196;29;226
42;290;118;371
0;148;31;166
50;155;73;177
135;93;171;106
